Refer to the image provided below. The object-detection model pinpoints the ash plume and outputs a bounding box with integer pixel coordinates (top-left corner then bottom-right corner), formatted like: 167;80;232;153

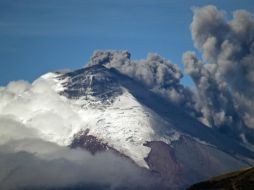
183;5;254;143
88;51;199;117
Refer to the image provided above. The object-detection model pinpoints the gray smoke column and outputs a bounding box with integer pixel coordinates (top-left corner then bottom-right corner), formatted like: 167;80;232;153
88;50;198;117
183;5;254;143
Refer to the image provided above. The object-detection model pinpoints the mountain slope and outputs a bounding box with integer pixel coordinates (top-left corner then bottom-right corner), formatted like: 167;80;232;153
1;62;254;189
41;65;182;168
37;64;254;188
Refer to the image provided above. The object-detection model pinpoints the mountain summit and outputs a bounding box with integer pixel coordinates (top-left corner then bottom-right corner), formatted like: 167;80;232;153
0;51;254;189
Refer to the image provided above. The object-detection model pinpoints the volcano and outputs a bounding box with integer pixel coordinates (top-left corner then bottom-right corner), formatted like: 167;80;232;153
0;51;253;189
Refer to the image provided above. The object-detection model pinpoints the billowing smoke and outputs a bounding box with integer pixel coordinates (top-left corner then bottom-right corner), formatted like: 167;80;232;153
86;5;254;143
1;4;254;189
183;5;254;142
88;51;199;119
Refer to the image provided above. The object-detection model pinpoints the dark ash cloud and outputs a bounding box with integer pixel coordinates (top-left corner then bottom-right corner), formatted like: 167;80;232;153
88;50;199;119
183;5;254;143
1;4;254;189
87;5;254;145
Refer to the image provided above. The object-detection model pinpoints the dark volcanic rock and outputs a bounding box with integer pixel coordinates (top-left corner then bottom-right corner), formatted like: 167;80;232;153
143;136;249;189
70;131;169;189
69;129;111;155
69;129;140;165
58;65;123;103
144;141;183;188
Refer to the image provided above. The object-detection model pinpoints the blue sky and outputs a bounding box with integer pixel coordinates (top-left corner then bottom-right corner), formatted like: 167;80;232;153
0;0;254;86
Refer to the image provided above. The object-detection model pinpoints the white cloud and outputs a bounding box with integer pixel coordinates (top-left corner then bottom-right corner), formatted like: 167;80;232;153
0;115;159;190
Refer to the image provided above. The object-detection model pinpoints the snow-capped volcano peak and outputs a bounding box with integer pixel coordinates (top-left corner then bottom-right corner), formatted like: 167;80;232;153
1;58;254;188
39;64;181;168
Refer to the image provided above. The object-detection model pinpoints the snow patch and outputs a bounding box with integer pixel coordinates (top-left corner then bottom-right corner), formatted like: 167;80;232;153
0;71;183;168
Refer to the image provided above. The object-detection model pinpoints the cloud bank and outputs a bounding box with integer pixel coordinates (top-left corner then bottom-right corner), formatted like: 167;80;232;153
0;80;162;190
0;117;161;190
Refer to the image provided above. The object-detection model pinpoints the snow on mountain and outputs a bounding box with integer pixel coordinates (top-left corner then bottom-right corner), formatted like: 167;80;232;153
1;52;254;188
39;65;181;168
